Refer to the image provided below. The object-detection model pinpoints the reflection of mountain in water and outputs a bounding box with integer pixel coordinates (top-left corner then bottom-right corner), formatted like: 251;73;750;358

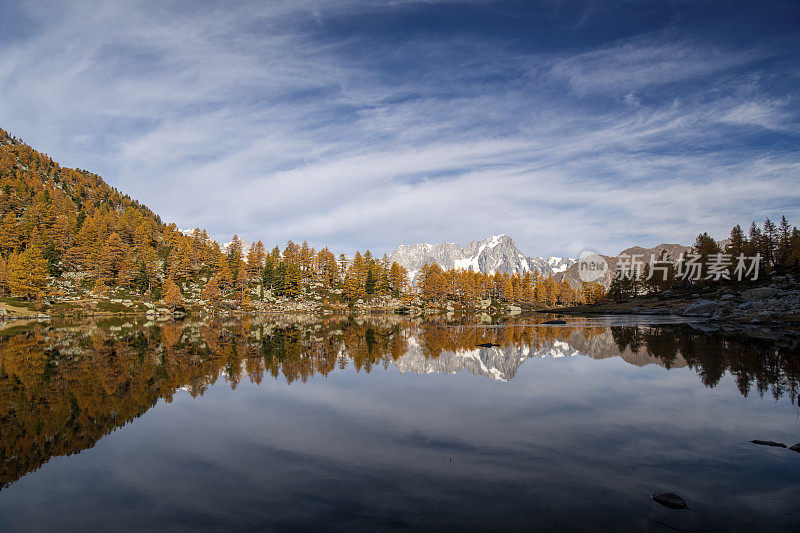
394;331;687;382
395;336;577;382
0;317;796;490
566;330;689;369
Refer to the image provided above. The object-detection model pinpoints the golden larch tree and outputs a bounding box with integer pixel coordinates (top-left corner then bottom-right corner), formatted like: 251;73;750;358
202;276;221;304
7;246;49;300
162;278;184;308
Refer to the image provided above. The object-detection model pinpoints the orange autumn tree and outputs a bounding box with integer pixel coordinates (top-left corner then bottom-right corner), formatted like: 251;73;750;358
202;276;221;304
6;246;48;300
162;278;184;308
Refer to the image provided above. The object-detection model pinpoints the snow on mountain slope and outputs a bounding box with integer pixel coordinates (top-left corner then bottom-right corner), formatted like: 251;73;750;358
388;234;575;281
547;256;572;273
393;330;686;382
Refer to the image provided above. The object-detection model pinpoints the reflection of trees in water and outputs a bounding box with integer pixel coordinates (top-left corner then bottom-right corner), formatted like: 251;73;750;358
0;317;414;489
416;323;607;360
0;318;796;490
610;326;800;402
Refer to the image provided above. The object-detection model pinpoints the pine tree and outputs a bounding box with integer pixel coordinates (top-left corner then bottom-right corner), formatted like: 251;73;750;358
776;216;792;267
351;251;366;295
162;278;184;309
501;276;514;302
317;248;339;286
0;213;19;253
104;232;128;282
0;256;7;294
246;241;265;281
789;227;800;272
745;222;762;257
218;262;233;291
581;282;605;304
284;263;301;298
388;262;408;297
116;250;137;287
521;271;534;304
226;234;244;268
202;276;221;304
299;241;314;280
168;240;192;280
273;262;287;296
234;267;249;302
6;246;48;300
726;224;746;257
92;277;107;295
343;263;362;301
763;218;777;267
262;256;274;293
365;266;375;295
693;232;721;280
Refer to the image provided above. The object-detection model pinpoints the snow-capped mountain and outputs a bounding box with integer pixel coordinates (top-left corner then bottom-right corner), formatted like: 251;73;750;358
546;256;572;273
387;234;575;281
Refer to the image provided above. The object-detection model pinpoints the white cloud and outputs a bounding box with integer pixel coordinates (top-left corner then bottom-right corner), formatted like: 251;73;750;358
0;0;797;258
548;38;761;95
718;101;786;130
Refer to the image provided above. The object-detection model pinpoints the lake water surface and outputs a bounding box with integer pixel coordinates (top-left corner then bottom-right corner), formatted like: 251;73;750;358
0;315;798;532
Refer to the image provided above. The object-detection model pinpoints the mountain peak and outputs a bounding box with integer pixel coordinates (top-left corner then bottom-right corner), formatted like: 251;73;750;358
388;235;575;281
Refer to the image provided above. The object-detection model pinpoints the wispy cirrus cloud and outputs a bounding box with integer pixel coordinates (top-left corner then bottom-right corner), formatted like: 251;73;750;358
0;0;798;257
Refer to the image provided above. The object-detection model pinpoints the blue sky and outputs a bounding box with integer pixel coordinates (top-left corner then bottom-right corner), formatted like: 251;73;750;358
1;0;798;257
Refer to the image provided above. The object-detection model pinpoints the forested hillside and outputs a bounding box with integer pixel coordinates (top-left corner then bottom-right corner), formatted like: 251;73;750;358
0;127;219;302
0;127;599;313
0;128;416;310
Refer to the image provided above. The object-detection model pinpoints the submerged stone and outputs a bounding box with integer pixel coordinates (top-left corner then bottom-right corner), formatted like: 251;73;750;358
651;492;688;509
476;342;500;348
751;440;787;448
789;443;800;453
541;320;567;325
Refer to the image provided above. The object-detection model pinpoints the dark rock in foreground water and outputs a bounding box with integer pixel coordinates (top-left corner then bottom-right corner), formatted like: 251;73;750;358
651;492;688;509
751;440;787;448
789;443;800;453
476;342;500;348
541;320;567;325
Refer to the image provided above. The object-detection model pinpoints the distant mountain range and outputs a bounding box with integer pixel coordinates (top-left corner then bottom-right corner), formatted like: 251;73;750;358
387;234;575;282
554;243;691;288
217;229;690;291
389;235;692;288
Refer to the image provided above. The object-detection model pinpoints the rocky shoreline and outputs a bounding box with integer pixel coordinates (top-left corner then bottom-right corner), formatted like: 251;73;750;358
553;274;800;342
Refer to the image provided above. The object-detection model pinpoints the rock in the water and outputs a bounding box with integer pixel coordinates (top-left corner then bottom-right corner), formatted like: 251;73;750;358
476;342;500;348
751;440;787;448
789;443;800;453
651;492;688;509
683;299;719;317
541;319;567;325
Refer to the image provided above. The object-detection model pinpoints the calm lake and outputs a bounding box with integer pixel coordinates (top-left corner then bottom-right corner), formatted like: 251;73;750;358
0;315;798;532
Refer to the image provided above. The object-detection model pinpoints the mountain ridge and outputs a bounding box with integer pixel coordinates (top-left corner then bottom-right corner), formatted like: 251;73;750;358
555;242;692;288
388;234;575;282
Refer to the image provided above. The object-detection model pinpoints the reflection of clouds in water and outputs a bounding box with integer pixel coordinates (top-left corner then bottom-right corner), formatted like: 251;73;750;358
8;355;797;531
0;318;798;531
